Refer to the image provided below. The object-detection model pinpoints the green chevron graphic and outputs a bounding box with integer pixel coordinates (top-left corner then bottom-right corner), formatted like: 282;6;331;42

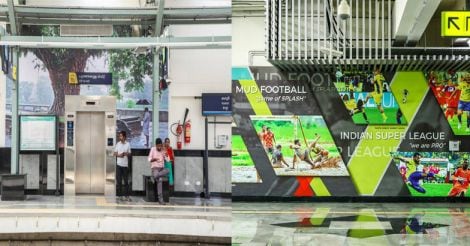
349;209;385;239
238;79;272;115
348;72;429;195
310;177;331;196
309;208;331;225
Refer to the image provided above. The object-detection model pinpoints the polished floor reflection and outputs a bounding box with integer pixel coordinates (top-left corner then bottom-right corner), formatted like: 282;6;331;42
232;202;470;245
0;195;231;244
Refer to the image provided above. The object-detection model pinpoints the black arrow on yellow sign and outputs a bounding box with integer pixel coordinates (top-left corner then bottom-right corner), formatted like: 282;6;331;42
467;17;470;31
448;17;460;30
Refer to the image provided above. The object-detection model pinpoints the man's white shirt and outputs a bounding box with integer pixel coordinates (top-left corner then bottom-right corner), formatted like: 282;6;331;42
115;141;131;167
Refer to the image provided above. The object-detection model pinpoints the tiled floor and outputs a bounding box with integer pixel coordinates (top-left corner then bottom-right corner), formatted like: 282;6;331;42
232;202;470;245
0;195;231;244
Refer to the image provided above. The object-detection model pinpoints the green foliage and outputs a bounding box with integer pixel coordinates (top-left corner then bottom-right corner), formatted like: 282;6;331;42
108;50;153;99
21;25;153;99
126;100;136;108
108;25;153;99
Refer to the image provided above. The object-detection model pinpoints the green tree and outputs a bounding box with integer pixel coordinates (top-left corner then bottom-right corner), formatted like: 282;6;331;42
21;25;153;115
108;49;152;100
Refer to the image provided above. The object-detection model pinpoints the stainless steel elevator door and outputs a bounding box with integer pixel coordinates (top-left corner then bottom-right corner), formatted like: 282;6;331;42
75;112;105;194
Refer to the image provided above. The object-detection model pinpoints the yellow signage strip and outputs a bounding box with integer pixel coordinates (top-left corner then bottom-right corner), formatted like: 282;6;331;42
441;11;470;37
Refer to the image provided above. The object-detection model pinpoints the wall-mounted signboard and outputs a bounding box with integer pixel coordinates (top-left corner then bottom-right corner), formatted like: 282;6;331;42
20;115;57;151
202;93;232;116
69;72;112;85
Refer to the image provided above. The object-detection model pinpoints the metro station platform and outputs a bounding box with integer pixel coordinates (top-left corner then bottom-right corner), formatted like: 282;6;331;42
0;195;231;245
233;202;470;245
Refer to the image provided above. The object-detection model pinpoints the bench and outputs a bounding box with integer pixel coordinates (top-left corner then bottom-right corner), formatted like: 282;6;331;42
1;174;26;201
143;175;169;203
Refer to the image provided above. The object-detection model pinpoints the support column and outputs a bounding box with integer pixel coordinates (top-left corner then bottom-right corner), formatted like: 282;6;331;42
152;47;161;142
0;26;6;147
0;56;5;147
11;47;19;174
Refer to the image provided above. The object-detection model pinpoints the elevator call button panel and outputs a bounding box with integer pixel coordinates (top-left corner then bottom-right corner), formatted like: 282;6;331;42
67;121;74;146
107;138;114;146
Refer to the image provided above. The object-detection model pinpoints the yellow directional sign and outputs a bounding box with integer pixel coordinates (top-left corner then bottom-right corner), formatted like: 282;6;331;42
68;72;78;84
442;11;470;36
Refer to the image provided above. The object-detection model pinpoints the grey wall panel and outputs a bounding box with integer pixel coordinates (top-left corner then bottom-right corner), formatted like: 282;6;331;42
208;157;231;193
132;156;152;191
19;154;40;189
47;155;57;190
174;157;203;193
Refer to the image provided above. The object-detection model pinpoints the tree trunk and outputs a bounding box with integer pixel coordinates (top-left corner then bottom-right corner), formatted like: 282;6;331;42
42;51;89;115
48;70;81;115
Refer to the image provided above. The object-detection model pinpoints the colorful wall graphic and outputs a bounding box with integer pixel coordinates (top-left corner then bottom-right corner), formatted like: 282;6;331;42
391;152;470;197
334;70;407;125
249;115;348;177
427;71;470;135
232;67;470;198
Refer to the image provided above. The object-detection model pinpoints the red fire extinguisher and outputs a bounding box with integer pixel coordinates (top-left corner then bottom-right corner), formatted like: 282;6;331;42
184;120;191;144
176;123;183;150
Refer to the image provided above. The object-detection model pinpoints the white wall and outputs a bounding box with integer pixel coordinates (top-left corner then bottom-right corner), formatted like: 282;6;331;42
232;16;271;67
167;24;231;150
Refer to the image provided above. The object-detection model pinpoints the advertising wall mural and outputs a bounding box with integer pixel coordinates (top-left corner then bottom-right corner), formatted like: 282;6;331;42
232;66;470;198
427;71;470;135
391;152;469;197
334;70;407;125
249;115;348;176
5;48;168;149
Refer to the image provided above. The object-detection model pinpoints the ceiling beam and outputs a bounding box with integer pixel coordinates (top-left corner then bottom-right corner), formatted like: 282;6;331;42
0;35;231;49
393;0;441;46
16;17;231;26
18;18;156;26
7;0;17;35
14;6;160;16
0;5;231;26
11;5;230;17
155;0;165;36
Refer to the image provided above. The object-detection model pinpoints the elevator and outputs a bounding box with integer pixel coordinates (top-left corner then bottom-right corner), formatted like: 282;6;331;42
64;96;116;197
75;112;105;194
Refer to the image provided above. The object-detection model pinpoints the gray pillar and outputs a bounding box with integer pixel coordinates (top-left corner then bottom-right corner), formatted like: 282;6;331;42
0;27;5;147
11;47;19;174
0;55;5;147
152;47;161;142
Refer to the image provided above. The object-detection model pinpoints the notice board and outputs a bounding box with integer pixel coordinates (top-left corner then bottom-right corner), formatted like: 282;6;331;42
20;115;57;151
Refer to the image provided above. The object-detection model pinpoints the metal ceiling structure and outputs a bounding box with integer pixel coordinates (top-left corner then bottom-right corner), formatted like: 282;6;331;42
0;1;232;47
0;35;232;49
271;52;470;73
265;0;470;72
0;3;231;29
